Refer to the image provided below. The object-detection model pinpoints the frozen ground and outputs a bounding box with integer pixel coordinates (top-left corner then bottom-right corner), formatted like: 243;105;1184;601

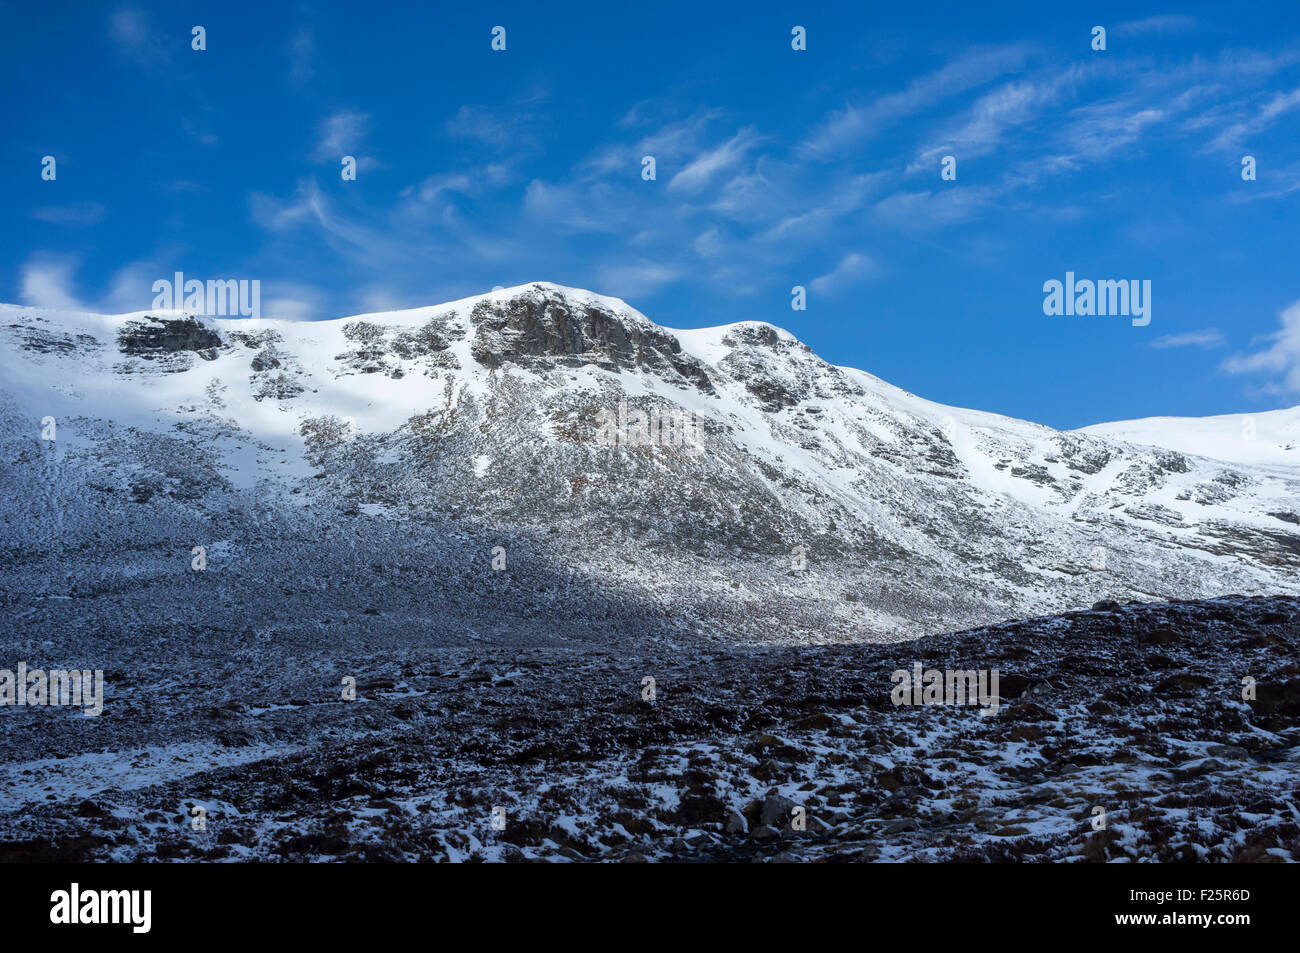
1;595;1296;862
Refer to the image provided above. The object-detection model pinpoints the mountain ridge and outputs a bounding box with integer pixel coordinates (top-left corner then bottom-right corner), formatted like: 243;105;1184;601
3;281;1300;645
7;280;1296;455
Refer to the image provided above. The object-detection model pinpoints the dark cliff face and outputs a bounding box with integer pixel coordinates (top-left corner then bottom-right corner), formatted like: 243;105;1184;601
468;286;715;393
118;315;224;363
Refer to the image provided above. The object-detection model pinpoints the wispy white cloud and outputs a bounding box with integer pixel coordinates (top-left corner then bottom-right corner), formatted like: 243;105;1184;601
1151;328;1226;349
107;6;167;61
1206;86;1300;152
873;187;993;229
757;172;886;242
636;110;722;160
1113;15;1197;38
251;179;326;233
98;259;169;313
522;179;623;232
915;68;1085;166
799;45;1032;159
32;203;106;225
668;128;762;193
182;114;219;147
810;252;882;295
311;111;371;163
593;261;681;297
446;105;514;145
288;27;315;86
1226;158;1300;201
1222;299;1300;394
21;254;201;315
708;167;782;222
1054;102;1167;165
446;97;550;154
692;227;722;258
20;256;84;311
225;38;1300;324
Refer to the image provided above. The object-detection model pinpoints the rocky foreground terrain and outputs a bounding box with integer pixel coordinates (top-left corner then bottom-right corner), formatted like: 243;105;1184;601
2;595;1297;862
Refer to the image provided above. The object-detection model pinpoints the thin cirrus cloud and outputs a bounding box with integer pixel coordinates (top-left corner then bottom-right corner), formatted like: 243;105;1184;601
593;261;683;298
667;128;763;193
810;252;882;295
32;203;107;226
522;179;626;233
107;6;168;62
576;109;725;180
1226;159;1300;202
798;45;1033;160
446;105;517;146
692;226;724;258
873;186;993;230
311;111;371;163
913;67;1088;168
252;179;405;262
287;26;315;86
1206;86;1300;153
757;171;889;243
1112;15;1197;38
1150;329;1226;349
446;97;551;153
223;34;1300;345
1052;102;1168;166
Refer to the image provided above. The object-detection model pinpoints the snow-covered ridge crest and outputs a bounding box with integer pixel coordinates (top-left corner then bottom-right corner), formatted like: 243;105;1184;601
1082;406;1300;470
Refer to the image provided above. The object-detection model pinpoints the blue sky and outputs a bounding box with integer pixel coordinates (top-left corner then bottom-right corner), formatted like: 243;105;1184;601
3;1;1300;429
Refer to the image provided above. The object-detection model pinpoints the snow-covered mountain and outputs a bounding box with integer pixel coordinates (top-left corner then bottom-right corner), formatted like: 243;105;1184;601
3;281;1299;644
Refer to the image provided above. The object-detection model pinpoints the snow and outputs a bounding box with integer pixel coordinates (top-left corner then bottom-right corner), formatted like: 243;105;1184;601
1081;406;1300;469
